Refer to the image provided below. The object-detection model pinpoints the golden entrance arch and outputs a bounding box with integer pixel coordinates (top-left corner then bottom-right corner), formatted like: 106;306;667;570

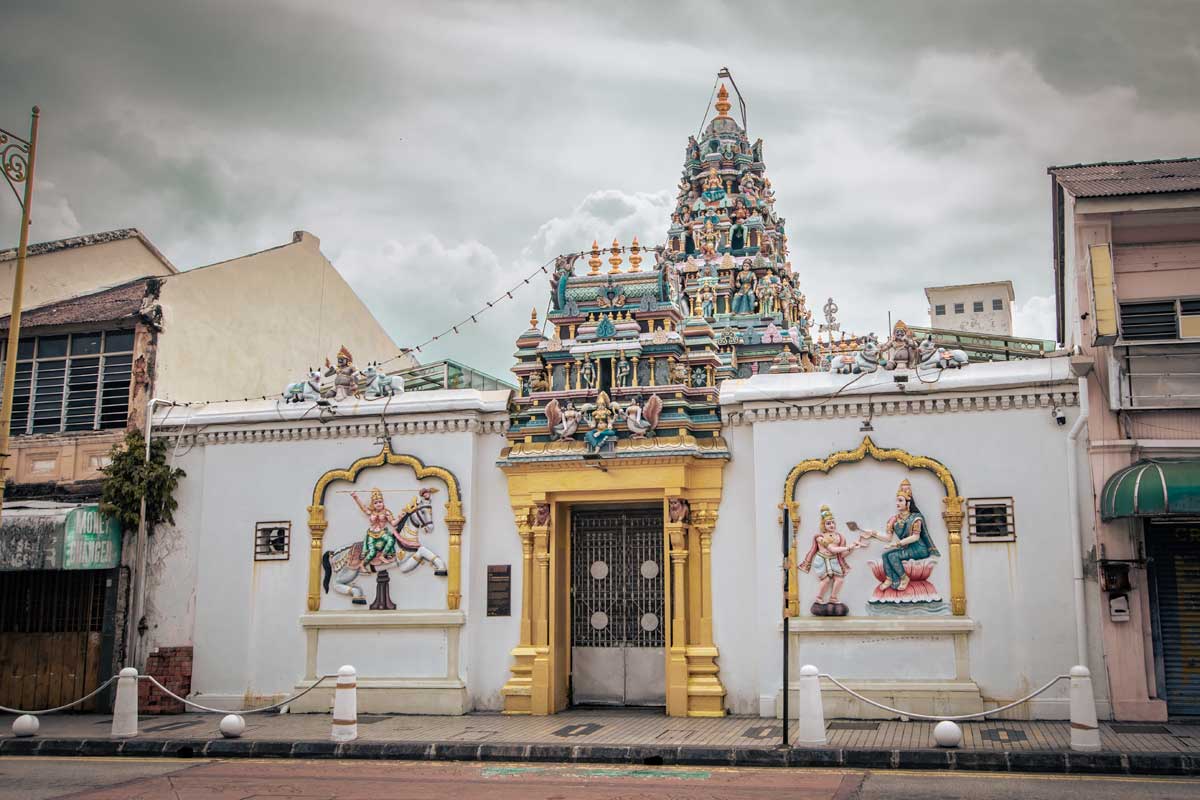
499;449;727;717
781;435;966;616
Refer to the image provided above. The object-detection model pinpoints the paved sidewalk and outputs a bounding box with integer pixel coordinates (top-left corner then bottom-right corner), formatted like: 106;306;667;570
2;710;1198;775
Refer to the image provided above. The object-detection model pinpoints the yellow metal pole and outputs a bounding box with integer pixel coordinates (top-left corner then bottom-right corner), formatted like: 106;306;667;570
0;106;40;525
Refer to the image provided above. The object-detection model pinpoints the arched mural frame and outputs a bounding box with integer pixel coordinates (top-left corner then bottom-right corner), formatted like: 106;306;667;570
781;435;966;616
306;440;465;612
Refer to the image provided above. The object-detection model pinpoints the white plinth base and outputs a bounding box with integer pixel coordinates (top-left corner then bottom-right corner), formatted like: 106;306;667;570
777;679;986;720
289;677;469;715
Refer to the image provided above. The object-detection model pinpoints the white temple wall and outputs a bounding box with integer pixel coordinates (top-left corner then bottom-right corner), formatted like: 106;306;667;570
144;391;513;711
719;360;1109;719
708;423;760;715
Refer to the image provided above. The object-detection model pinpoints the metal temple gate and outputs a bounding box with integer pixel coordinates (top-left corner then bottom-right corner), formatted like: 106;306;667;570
570;507;665;706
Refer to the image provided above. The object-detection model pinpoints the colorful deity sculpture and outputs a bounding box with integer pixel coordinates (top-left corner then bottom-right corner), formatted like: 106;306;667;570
731;263;757;314
615;353;632;387
579;355;596;390
352;487;400;569
798;505;864;616
623;394;663;439
545;398;580;440
528;365;550;393
696;281;717;319
584;391;619;452
698;220;720;260
850;479;940;594
757;269;781;316
550;253;579;311
324;346;359;401
738;170;758;198
883;320;919;370
322;487;448;606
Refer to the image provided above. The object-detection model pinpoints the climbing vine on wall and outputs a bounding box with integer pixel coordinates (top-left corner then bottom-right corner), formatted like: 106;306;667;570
100;430;186;533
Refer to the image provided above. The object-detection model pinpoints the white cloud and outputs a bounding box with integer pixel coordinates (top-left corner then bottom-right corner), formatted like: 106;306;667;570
1012;294;1056;342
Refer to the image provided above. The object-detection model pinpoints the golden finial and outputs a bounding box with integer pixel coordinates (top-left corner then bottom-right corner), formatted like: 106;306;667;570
609;238;623;274
589;240;602;275
628;237;642;272
530;307;538;329
715;83;732;119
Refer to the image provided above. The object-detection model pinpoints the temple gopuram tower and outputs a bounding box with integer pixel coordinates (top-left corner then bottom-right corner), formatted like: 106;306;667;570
499;78;813;717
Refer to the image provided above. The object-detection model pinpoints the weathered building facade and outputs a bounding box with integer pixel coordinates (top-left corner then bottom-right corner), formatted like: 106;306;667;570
1051;158;1200;719
0;228;409;713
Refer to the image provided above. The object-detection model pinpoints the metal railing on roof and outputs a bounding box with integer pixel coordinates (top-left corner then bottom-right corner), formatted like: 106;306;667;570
394;359;515;393
907;325;1056;362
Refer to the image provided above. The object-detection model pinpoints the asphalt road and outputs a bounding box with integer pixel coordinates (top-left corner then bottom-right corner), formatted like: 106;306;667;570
0;757;1197;800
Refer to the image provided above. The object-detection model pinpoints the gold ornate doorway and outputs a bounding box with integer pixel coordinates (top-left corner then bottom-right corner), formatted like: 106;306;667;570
499;453;726;717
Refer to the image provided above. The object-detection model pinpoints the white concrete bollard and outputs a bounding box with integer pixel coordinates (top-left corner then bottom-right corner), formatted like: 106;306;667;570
12;714;39;737
1069;665;1101;752
111;667;139;738
933;720;962;748
219;714;246;738
795;664;827;746
330;665;358;743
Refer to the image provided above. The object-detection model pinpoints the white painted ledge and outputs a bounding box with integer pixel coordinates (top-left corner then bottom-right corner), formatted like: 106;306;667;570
300;609;466;629
778;617;976;634
152;389;511;427
721;357;1072;407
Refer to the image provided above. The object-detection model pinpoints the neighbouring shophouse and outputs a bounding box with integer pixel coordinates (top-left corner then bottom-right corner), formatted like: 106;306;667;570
142;81;1109;723
0;227;408;713
1050;157;1200;719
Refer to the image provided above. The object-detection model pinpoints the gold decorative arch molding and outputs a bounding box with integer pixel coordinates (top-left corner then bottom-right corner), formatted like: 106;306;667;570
306;440;465;612
781;435;965;616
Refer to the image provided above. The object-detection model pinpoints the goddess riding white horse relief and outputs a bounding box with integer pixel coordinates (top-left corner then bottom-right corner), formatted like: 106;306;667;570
321;486;448;606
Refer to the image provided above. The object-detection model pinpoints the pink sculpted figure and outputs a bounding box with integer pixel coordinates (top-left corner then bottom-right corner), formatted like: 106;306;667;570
797;505;864;615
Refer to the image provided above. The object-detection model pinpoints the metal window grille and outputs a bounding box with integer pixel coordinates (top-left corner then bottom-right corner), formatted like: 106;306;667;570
973;301;984;313
0;569;107;633
967;497;1015;542
254;522;291;561
992;298;1004;311
0;330;135;436
954;303;964;314
934;304;946;316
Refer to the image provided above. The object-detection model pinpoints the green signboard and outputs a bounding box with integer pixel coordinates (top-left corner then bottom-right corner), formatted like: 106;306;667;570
0;503;122;571
63;505;122;570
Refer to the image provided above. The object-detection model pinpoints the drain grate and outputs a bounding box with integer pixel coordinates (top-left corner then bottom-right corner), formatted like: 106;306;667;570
1109;723;1171;735
827;721;880;731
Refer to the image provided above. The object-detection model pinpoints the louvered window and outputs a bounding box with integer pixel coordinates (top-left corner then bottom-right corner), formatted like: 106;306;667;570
0;330;136;436
1120;300;1179;341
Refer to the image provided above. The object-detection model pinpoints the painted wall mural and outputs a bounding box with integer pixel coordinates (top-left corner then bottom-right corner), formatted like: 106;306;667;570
305;441;465;613
321;486;448;609
784;436;966;618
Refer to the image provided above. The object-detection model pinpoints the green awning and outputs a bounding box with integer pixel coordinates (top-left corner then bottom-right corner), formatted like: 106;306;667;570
1100;459;1200;521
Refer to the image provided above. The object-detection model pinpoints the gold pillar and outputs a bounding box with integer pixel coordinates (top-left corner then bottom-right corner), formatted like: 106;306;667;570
665;497;690;716
445;498;464;610
530;502;552;714
943;495;966;616
631;356;640;387
685;504;726;716
306;505;327;612
649;357;657;386
501;505;537;713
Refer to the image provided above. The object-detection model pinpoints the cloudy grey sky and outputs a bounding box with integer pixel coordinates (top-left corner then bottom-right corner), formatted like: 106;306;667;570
2;1;1199;380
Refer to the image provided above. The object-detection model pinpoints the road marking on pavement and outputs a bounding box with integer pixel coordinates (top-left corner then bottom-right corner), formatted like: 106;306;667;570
481;765;712;780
